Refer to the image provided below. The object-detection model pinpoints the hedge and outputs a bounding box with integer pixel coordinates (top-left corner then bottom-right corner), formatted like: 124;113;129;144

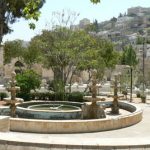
29;91;85;102
0;92;8;100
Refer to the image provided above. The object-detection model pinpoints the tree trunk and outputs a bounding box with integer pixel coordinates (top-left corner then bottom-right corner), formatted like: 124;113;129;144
53;68;63;81
0;0;6;44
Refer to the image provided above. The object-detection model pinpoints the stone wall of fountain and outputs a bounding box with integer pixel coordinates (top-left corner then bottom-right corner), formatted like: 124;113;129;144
9;101;142;133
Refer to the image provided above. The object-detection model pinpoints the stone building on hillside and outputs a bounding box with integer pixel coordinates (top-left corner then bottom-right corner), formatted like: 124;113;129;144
71;18;91;30
128;7;150;16
79;18;90;28
115;16;134;30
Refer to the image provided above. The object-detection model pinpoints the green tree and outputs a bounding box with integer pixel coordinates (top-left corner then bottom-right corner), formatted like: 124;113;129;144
0;0;45;43
118;13;123;18
121;45;138;102
32;28;96;92
78;37;119;83
110;17;117;28
23;39;43;68
16;70;41;100
32;26;119;94
85;19;99;33
4;40;25;64
4;39;43;69
136;36;144;44
121;45;138;67
90;0;100;4
77;45;106;83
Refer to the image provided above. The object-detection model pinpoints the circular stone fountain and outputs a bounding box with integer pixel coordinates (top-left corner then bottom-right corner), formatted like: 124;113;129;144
9;101;142;133
0;71;143;133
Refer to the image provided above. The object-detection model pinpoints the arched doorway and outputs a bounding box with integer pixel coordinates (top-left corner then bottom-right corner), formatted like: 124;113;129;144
14;61;24;74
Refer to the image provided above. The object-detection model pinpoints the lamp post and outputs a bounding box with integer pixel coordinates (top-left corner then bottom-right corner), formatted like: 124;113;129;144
118;72;122;93
141;36;146;103
125;65;132;102
142;37;145;95
130;66;133;102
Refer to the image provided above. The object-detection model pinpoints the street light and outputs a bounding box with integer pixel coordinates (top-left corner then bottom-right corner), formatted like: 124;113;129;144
142;37;145;96
118;72;122;93
130;66;133;102
141;36;146;103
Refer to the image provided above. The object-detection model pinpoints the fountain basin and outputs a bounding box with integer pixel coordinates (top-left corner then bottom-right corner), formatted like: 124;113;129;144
0;101;143;133
8;101;142;133
16;101;82;120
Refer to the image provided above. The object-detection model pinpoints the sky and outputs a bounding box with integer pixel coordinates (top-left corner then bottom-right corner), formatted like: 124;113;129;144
3;0;150;43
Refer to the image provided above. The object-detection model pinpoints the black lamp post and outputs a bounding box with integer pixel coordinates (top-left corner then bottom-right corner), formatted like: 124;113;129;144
142;37;145;95
141;36;146;103
130;66;133;102
125;65;132;102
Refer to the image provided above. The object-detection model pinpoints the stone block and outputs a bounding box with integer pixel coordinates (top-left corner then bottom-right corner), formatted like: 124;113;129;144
66;145;82;150
0;144;7;150
50;144;66;150
6;143;51;150
0;116;10;132
82;145;100;150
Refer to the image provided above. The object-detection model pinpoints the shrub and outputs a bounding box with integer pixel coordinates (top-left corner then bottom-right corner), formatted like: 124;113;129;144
30;92;36;100
29;91;84;102
47;92;55;100
54;92;66;101
30;92;55;101
16;70;41;101
68;92;84;102
141;94;146;103
122;90;127;95
0;92;8;100
136;92;141;98
17;92;31;101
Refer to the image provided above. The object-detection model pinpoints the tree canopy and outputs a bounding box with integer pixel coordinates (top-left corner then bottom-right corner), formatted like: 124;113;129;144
4;39;42;69
90;0;100;4
121;45;138;67
31;28;96;82
85;19;99;33
4;40;25;64
0;0;45;44
4;26;119;86
30;26;119;86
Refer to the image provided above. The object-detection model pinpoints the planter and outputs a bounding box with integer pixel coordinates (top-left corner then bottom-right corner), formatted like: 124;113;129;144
141;95;146;103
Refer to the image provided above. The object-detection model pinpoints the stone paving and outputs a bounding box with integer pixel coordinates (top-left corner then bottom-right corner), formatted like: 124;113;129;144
0;98;150;149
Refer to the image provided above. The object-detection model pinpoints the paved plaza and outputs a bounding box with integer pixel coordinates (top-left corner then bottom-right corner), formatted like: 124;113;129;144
0;98;150;149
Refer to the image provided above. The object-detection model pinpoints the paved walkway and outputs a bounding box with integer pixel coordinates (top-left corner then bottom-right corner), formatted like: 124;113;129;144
0;99;150;149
